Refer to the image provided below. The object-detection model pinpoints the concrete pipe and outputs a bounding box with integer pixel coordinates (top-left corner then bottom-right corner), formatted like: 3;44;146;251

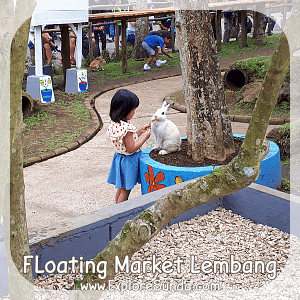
22;92;34;119
223;66;248;91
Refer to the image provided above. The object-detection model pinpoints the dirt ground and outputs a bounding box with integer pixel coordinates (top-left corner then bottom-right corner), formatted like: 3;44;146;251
22;92;91;158
150;137;244;167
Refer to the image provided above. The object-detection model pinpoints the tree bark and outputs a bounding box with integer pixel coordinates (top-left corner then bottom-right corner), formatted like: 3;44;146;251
10;18;33;283
60;25;71;86
175;10;235;162
81;32;290;287
132;0;148;60
253;6;265;45
121;19;127;73
131;17;149;60
216;10;222;52
241;10;247;48
88;22;94;63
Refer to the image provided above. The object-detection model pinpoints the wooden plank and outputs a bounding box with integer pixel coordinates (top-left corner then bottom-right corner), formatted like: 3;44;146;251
89;9;175;22
89;1;283;22
209;0;282;9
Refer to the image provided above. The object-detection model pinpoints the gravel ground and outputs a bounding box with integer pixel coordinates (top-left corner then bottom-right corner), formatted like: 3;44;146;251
7;208;299;300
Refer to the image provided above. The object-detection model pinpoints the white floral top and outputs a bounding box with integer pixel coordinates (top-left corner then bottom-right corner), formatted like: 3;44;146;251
106;120;140;155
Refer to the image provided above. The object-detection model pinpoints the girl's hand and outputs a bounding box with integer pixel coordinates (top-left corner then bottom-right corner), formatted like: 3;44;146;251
168;54;173;58
144;128;151;139
137;124;151;136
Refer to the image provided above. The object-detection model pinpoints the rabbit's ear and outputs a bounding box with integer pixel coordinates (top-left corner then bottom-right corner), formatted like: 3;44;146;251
162;100;168;108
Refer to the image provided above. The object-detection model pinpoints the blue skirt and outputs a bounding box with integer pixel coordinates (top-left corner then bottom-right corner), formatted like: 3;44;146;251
107;152;141;190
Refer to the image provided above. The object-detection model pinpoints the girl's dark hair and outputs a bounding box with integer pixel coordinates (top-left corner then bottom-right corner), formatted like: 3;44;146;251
109;89;139;122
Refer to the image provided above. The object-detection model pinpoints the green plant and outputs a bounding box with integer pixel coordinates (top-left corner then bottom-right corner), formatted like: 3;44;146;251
281;158;290;166
82;58;90;69
234;100;255;114
170;95;176;101
234;84;248;101
280;177;290;194
53;66;63;76
279;122;290;133
102;49;111;63
273;101;290;118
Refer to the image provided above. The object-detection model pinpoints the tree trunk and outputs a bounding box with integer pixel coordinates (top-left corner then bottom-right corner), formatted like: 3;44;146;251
81;32;290;287
132;17;149;60
255;6;265;45
121;19;127;73
253;7;265;45
10;19;33;283
216;10;222;52
175;10;235;162
241;10;247;48
132;0;148;60
60;25;71;86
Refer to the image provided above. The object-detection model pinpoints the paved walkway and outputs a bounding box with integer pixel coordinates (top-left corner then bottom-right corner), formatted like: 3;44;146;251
24;76;281;233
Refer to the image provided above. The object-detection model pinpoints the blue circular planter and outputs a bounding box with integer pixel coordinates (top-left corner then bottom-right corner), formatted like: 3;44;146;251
139;134;281;195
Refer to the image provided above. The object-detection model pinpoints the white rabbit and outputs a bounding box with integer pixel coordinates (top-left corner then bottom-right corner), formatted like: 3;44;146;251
151;100;181;155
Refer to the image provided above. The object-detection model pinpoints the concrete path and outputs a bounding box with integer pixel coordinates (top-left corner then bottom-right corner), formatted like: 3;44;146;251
24;76;280;233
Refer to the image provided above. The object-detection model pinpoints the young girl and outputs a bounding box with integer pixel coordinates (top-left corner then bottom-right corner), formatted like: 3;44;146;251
107;89;151;204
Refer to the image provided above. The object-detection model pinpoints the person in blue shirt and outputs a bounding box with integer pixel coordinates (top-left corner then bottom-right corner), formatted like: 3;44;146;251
142;33;173;71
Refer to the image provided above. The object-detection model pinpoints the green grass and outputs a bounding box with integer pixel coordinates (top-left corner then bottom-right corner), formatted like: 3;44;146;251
232;55;290;82
101;51;181;81
24;110;54;131
228;100;256;116
23;92;91;157
233;56;271;78
65;94;91;123
217;33;280;59
228;97;289;118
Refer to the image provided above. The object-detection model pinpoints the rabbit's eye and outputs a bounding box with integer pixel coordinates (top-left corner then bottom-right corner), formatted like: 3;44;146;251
162;112;165;115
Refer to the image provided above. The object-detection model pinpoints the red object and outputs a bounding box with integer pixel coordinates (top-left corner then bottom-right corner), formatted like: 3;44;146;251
145;166;166;193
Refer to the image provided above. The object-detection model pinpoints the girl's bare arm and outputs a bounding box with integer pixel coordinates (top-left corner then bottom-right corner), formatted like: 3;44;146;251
124;129;151;153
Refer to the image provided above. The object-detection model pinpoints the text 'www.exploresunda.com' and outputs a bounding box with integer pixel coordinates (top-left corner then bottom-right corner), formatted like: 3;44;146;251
80;280;221;293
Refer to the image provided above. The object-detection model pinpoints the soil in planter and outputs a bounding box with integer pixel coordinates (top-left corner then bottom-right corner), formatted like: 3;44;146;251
150;137;243;168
